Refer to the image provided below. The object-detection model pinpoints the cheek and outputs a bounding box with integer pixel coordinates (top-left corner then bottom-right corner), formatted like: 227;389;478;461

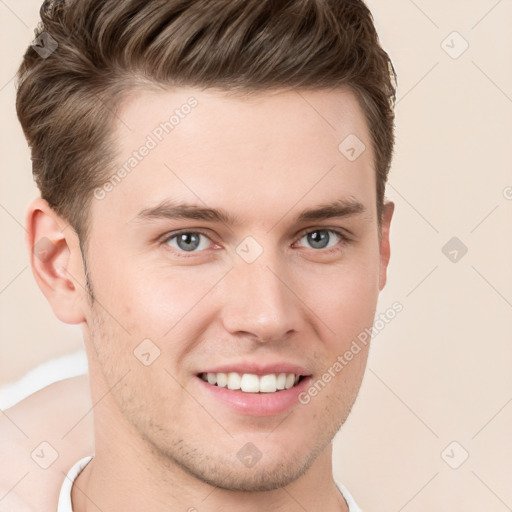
304;259;380;342
103;261;224;336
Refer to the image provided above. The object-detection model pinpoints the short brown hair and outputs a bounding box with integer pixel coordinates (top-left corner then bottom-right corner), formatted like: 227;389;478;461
16;0;396;248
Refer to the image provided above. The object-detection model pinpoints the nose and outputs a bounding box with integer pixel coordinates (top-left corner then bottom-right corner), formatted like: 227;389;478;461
219;252;303;343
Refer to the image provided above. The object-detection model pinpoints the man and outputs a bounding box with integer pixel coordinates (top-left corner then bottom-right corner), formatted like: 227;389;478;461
5;0;396;510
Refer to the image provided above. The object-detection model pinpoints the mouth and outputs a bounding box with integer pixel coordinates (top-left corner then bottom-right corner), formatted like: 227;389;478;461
195;370;313;416
197;372;307;393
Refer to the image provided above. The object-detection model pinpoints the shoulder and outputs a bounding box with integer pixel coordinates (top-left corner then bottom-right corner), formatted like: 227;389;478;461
0;375;93;511
0;487;37;512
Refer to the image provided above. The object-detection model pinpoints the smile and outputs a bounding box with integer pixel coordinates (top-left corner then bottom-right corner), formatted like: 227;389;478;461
198;372;305;393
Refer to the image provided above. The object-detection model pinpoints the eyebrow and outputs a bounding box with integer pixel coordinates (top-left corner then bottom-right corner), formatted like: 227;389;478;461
134;197;366;226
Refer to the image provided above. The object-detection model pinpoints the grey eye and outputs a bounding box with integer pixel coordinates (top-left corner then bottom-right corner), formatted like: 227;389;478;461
166;232;210;252
299;230;341;250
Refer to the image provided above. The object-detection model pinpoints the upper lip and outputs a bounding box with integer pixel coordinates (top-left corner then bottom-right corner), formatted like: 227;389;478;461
197;361;312;377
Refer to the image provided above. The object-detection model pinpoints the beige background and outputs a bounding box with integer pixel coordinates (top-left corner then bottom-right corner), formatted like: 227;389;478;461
1;1;511;510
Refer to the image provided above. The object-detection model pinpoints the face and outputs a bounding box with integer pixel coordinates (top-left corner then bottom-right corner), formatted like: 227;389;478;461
80;86;392;491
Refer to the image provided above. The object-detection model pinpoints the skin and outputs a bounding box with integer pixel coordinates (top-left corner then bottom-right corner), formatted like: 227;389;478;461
9;86;393;511
0;375;93;511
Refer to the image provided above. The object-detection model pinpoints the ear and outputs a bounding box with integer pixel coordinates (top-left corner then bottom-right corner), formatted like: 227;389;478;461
25;197;87;324
378;200;395;291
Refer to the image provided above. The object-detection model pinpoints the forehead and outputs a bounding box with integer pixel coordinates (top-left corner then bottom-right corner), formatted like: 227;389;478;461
93;86;375;225
115;86;370;152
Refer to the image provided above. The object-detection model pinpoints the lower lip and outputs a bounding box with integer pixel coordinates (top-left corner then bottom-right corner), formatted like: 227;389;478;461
195;375;313;417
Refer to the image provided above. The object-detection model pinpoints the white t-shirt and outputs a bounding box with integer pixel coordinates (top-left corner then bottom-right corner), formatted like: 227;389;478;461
58;456;362;511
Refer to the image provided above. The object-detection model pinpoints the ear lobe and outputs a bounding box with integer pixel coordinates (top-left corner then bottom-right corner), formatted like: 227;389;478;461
378;200;394;291
26;198;87;324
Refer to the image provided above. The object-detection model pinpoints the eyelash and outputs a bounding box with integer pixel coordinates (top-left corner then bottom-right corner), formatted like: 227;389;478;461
159;228;351;258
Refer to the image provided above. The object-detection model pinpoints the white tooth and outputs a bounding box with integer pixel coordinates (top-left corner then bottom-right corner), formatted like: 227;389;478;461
210;372;298;392
240;374;260;392
259;374;277;393
284;373;295;389
276;373;287;390
227;372;241;390
216;372;227;387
